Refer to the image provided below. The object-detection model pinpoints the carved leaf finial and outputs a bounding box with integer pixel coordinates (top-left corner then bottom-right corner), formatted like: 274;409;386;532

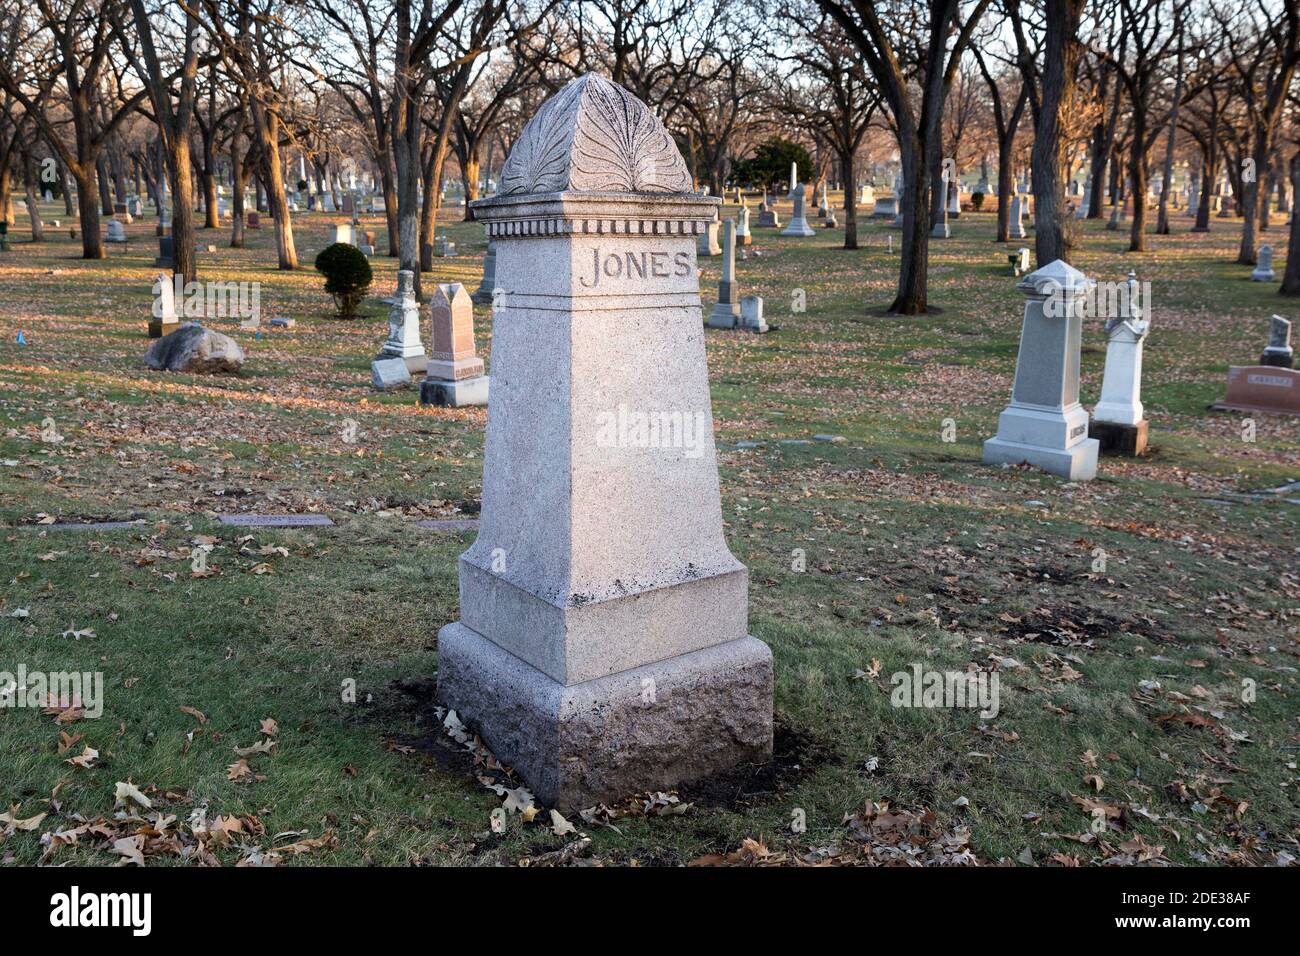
498;74;693;196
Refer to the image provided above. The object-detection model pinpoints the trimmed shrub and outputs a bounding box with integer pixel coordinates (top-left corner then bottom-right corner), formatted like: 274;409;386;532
314;242;373;319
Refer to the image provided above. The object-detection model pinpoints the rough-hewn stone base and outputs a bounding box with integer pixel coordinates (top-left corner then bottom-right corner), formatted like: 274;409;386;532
1090;419;1148;456
437;622;774;809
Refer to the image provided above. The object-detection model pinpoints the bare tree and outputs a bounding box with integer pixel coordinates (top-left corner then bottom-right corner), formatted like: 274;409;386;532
778;1;881;249
1213;1;1300;265
0;0;151;259
199;0;300;269
815;0;991;314
113;0;201;282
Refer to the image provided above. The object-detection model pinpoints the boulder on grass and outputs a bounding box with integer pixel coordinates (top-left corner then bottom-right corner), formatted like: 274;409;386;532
145;322;244;374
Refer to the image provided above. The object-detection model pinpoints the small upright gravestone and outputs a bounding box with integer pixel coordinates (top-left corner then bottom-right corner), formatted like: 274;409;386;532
873;191;898;220
1260;315;1293;368
1251;245;1276;282
1090;272;1151;456
106;220;127;243
735;204;752;247
438;73;773;808
471;241;497;305
756;192;780;228
375;270;427;374
739;295;768;333
697;220;721;256
1009;247;1030;277
781;183;815;237
707;219;740;329
149;273;178;338
330;223;353;246
434;234;456;257
371;357;412;391
983;259;1100;480
155;236;174;269
930;184;950;239
419;283;488;407
1010;185;1027;239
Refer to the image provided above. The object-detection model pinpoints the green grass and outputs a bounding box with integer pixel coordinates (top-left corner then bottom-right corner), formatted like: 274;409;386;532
0;198;1296;866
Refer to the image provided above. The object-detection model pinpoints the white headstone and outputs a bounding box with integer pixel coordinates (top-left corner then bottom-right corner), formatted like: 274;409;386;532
735;204;752;246
780;183;815;237
739;295;768;333
149;273;178;337
1251;245;1275;282
377;270;427;372
1093;272;1150;427
697;220;721;256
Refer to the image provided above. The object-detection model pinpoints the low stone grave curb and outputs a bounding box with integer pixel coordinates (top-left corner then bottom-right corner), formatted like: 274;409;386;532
218;514;336;527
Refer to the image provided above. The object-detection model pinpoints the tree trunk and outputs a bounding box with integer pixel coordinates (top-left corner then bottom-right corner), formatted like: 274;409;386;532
380;147;399;256
1031;0;1083;264
1192;146;1214;232
996;141;1014;242
23;162;43;242
203;171;218;228
462;150;480;222
1086;136;1107;218
170;135;196;285
253;105;296;269
75;167;105;259
1156;79;1183;234
842;150;858;250
419;146;437;272
231;143;248;248
394;109;422;297
60;165;74;215
0;164;11;230
1280;152;1300;295
1127;135;1150;252
97;157;114;216
893;134;932;315
1237;135;1268;265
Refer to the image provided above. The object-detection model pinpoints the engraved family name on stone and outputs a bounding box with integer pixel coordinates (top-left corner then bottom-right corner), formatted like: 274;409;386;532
579;247;694;288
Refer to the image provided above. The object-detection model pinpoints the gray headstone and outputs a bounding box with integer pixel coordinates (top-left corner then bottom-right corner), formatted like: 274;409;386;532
983;259;1099;480
371;356;413;390
437;72;772;809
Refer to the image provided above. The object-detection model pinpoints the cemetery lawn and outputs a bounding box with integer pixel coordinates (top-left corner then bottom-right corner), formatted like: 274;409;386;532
1;200;1296;867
